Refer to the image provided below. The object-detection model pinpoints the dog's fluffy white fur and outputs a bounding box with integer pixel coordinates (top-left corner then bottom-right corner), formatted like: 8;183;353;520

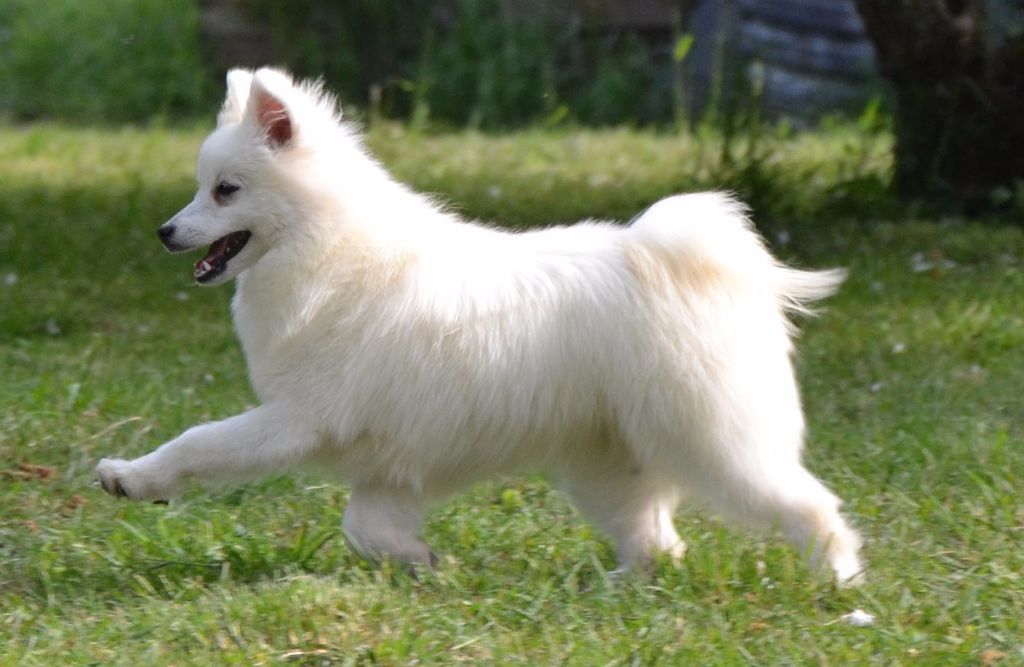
97;68;863;583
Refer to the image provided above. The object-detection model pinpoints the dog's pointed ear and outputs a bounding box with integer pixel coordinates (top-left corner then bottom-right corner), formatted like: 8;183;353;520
218;69;253;127
245;70;294;149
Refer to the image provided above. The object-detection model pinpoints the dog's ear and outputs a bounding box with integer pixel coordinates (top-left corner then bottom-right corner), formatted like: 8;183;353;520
218;69;253;127
245;69;294;149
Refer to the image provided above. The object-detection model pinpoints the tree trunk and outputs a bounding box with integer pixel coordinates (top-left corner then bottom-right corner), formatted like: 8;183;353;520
853;0;1024;209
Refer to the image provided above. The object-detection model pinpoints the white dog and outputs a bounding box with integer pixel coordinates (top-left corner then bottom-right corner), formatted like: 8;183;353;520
97;68;863;584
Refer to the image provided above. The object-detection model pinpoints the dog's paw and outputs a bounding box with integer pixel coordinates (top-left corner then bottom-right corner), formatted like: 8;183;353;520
96;458;167;502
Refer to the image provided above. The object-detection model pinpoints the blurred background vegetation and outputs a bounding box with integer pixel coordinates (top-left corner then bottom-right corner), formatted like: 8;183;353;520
0;0;214;123
0;0;723;127
0;0;1022;215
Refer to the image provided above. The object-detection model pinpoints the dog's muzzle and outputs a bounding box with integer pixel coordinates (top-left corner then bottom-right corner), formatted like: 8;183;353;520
158;223;186;252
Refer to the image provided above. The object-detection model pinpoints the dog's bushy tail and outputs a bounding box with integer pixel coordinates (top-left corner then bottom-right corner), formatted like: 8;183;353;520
774;266;846;316
627;192;845;315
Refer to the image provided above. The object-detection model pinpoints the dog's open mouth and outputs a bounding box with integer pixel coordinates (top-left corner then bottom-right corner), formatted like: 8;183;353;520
194;231;251;283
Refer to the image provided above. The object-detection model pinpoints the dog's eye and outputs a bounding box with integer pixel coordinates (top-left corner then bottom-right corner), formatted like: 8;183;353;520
214;182;240;199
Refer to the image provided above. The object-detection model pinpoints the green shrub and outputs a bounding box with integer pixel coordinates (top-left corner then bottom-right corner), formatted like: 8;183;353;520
248;0;678;129
0;0;871;137
0;0;215;123
246;0;436;122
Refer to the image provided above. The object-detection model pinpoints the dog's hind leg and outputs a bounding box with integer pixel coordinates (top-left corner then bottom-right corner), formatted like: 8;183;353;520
619;394;863;583
751;466;864;585
559;459;686;572
342;485;436;569
676;446;864;585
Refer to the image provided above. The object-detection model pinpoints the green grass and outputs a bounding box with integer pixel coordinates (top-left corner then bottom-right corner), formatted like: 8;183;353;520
0;0;215;123
1;123;1023;665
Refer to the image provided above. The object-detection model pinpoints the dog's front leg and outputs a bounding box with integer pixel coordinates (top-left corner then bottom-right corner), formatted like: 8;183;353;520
343;485;436;568
96;405;313;501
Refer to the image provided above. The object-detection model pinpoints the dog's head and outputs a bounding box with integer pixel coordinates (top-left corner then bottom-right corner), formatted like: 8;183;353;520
158;68;332;285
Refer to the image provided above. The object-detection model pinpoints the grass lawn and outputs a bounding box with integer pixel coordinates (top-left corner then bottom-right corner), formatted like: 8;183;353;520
1;123;1022;665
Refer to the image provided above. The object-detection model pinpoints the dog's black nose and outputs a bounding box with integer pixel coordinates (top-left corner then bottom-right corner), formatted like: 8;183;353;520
157;224;175;242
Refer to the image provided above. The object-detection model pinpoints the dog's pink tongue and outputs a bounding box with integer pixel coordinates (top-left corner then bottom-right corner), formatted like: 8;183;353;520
195;237;229;274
